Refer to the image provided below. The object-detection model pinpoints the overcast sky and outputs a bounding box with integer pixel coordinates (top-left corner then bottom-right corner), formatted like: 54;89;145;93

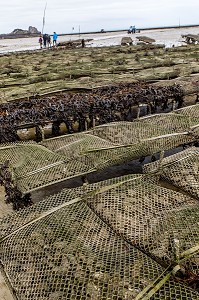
1;0;198;34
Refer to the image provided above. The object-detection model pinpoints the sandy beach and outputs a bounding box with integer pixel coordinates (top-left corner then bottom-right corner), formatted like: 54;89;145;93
0;26;199;53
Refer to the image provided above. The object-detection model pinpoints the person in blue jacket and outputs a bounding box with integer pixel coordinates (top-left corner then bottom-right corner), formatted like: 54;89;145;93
53;32;58;46
128;25;136;34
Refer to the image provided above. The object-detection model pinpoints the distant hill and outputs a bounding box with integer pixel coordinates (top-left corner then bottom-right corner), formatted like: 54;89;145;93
0;26;41;39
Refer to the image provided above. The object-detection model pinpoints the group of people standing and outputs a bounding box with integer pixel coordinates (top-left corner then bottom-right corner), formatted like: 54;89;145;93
39;32;58;49
128;26;136;34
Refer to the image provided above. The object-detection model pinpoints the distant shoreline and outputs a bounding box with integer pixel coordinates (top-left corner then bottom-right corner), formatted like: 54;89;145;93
0;24;198;39
58;24;199;36
0;33;40;40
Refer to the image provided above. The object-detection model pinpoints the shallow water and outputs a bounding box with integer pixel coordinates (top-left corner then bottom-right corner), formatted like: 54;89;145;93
0;26;198;53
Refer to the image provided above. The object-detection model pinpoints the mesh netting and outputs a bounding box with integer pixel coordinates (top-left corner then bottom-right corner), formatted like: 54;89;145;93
83;175;199;274
143;147;199;199
0;105;198;194
0;142;77;193
0;173;198;299
175;104;199;119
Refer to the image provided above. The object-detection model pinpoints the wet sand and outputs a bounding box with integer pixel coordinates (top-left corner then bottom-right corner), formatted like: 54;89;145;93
0;26;199;53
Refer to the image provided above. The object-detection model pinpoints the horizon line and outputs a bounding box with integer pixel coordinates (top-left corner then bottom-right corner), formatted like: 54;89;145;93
57;23;199;36
1;23;199;36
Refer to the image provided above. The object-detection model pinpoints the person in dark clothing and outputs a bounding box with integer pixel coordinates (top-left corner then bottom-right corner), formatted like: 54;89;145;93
81;39;85;48
47;35;51;48
43;34;48;48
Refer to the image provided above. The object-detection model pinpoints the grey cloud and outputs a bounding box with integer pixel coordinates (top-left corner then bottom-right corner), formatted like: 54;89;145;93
1;0;198;34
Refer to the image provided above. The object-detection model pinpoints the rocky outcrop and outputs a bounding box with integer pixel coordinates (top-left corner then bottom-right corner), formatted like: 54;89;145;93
121;37;133;46
0;26;41;39
181;34;199;44
136;36;156;44
11;28;29;35
28;26;41;34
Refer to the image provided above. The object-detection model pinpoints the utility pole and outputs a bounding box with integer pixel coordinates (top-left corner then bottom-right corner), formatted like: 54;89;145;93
42;2;47;34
